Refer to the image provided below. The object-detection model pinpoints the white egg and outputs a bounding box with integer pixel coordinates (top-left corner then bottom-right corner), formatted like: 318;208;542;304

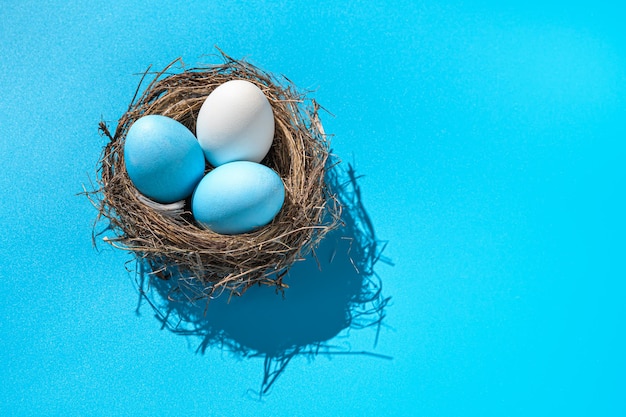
195;79;275;166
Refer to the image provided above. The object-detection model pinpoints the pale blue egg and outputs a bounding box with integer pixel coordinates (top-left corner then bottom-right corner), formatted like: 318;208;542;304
124;115;205;203
191;161;285;234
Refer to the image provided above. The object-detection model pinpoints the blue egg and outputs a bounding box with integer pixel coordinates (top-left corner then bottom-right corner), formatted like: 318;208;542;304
124;115;205;203
192;161;285;234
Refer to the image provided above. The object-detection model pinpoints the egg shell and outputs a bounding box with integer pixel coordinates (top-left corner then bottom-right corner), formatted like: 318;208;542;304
192;161;285;235
124;115;205;203
196;80;275;166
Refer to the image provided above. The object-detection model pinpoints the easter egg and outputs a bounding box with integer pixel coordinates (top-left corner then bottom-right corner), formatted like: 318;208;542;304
195;80;275;166
123;115;205;203
191;161;285;234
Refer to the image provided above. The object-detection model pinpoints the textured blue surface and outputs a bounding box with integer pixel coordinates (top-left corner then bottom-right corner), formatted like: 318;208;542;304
1;1;625;416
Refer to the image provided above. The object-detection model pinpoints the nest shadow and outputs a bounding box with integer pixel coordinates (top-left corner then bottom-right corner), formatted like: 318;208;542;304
136;161;392;395
84;49;391;395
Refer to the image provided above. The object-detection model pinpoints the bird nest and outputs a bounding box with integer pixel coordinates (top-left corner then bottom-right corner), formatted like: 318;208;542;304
88;52;341;300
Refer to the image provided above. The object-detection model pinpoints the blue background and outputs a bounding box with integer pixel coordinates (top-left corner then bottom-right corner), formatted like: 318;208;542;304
1;1;625;416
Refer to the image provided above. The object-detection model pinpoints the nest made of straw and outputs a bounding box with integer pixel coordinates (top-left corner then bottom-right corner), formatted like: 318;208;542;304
90;52;341;299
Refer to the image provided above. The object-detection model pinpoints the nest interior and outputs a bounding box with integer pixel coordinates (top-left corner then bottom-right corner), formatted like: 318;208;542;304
91;52;341;300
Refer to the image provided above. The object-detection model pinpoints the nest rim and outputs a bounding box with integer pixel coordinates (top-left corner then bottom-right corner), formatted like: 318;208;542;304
90;51;341;299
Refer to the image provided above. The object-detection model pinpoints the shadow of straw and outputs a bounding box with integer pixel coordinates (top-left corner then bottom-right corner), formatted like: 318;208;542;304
135;160;392;396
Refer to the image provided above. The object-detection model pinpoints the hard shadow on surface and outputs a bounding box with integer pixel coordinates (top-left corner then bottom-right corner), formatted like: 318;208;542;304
135;161;392;395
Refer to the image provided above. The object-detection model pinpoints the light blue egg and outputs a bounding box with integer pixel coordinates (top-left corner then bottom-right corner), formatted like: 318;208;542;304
192;161;285;234
124;115;205;203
